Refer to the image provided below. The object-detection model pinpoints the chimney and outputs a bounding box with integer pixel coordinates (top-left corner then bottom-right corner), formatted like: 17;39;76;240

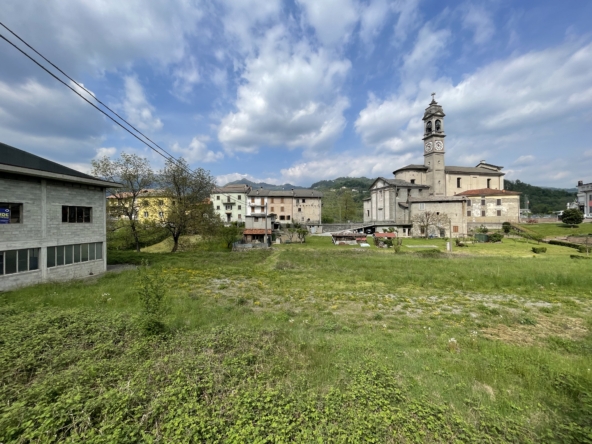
578;180;583;186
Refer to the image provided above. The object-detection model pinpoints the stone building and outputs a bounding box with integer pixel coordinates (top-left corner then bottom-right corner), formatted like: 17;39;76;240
363;95;520;236
246;188;323;226
0;142;121;291
576;180;591;215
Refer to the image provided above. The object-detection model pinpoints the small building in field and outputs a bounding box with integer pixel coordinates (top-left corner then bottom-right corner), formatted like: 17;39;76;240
331;230;367;245
0;142;121;291
243;229;272;243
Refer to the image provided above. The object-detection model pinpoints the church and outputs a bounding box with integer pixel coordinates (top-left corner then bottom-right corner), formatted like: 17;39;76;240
363;95;520;237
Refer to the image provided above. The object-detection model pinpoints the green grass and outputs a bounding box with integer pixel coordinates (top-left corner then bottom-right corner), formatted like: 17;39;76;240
518;222;592;238
1;238;592;442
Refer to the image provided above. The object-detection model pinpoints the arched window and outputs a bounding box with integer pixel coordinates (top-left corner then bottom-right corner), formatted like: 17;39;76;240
435;120;441;131
426;121;432;133
457;177;461;188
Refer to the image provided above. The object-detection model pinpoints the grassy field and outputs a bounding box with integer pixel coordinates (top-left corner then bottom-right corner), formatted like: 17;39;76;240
1;236;591;442
518;221;592;238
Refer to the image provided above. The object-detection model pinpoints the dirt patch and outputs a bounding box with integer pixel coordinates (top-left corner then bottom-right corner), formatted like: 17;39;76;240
480;315;588;346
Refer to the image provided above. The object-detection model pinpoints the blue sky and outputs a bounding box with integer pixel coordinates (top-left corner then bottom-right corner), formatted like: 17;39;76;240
1;0;591;187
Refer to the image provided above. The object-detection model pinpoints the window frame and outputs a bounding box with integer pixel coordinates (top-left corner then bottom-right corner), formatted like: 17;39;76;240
62;206;93;223
0;248;40;274
0;202;23;224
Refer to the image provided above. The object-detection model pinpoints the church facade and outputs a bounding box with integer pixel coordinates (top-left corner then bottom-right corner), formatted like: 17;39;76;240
363;96;520;237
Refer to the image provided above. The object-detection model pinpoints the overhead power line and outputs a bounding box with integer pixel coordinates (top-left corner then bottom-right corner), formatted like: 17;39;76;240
0;22;243;205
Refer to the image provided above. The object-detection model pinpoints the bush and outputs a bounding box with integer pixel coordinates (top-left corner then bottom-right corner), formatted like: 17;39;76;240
561;209;583;226
548;240;580;250
489;232;504;243
570;255;591;260
502;222;512;234
532;247;547;254
136;260;168;335
578;245;591;254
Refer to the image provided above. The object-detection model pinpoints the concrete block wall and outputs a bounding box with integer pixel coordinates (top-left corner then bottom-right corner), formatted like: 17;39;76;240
0;176;108;291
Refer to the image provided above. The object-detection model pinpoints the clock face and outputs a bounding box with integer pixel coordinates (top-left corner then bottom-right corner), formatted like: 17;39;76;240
435;141;444;151
424;142;433;152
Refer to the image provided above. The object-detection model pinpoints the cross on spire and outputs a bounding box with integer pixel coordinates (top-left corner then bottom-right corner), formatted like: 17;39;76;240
430;92;437;104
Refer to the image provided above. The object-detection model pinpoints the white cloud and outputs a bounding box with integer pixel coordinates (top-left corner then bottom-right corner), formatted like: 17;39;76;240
359;0;391;46
218;26;351;153
122;76;163;132
297;0;360;47
171;136;223;164
513;155;534;165
461;4;495;45
392;0;421;43
95;147;117;159
172;56;201;98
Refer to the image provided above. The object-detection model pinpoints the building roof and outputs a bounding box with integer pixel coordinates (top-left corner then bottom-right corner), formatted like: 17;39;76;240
331;230;366;238
408;196;467;203
243;229;272;235
107;189;160;199
392;164;504;176
0;141;122;187
247;188;323;197
214;184;251;193
370;176;429;189
456;188;521;196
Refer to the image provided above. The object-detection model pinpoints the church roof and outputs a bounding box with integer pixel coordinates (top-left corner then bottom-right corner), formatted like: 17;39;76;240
370;176;429;189
444;166;504;176
408;196;466;203
456;188;521;196
392;164;428;174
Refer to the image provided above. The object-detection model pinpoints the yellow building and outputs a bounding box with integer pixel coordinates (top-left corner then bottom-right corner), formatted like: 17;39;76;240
107;189;172;222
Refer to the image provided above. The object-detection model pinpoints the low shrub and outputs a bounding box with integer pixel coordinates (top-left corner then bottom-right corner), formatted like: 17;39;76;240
415;249;442;256
570;255;591;260
488;232;504;243
532;247;547;254
578;245;591;254
548;240;580;250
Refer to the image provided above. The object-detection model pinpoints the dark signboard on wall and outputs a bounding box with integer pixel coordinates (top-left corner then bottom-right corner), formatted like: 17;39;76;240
0;208;10;224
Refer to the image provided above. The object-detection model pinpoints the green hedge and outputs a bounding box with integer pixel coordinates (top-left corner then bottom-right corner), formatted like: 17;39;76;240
570;255;591;260
532;247;547;254
548;240;580;250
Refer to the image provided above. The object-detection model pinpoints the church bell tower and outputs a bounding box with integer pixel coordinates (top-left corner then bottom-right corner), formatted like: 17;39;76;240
423;93;446;196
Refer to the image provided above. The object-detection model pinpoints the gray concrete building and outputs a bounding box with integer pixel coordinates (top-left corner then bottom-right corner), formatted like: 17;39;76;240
0;142;121;291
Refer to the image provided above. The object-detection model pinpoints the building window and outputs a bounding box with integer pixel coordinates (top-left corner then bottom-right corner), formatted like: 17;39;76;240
481;199;486;206
251;197;255;203
238;205;241;210
0;203;23;224
467;199;472;206
271;207;274;212
467;210;471;217
254;217;259;222
298;208;302;212
481;210;486;217
487;179;491;188
457;178;461;188
496;199;502;205
62;206;92;223
419;203;425;210
497;210;502;216
280;215;285;220
238;195;242;200
47;243;103;268
0;248;40;275
158;212;164;218
287;215;290;220
281;198;284;203
367;210;370;216
410;179;415;184
302;199;306;203
296;199;300;204
158;199;164;206
225;205;232;210
271;198;275;203
216;206;220;210
143;211;149;218
260;198;265;205
280;206;284;212
216;196;220;200
453;225;459;233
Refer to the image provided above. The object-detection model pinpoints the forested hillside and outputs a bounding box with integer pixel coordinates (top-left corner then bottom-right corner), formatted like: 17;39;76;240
504;180;576;214
311;177;374;223
224;179;305;190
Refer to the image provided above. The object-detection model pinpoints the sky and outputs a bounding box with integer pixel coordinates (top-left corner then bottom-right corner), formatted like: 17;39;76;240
1;0;591;188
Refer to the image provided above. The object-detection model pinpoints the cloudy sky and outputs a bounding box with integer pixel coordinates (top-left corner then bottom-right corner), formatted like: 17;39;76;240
1;0;591;187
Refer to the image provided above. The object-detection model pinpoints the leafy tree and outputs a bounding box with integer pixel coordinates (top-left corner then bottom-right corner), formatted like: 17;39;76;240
91;153;155;252
411;211;450;238
157;158;217;252
561;209;583;226
219;224;242;249
502;222;512;234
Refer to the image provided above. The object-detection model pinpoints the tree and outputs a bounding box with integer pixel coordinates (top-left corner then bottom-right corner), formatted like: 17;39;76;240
91;153;155;252
219;224;242;249
561;208;583;226
157;158;217;252
411;211;450;238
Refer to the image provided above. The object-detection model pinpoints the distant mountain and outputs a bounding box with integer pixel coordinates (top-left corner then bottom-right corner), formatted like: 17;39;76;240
504;180;577;213
310;177;374;191
224;179;307;191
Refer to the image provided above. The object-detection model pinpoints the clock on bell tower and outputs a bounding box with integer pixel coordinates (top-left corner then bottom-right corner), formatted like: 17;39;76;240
423;93;446;196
